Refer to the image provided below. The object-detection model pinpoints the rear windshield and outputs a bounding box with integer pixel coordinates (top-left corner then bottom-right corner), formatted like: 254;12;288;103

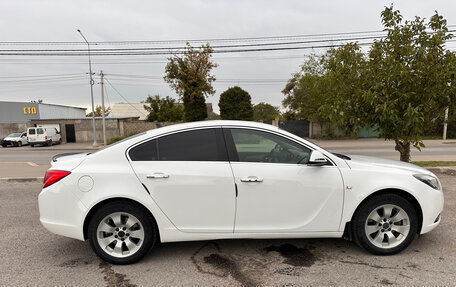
28;129;36;135
37;128;44;134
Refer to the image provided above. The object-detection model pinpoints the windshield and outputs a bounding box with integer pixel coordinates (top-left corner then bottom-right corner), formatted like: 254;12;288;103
7;133;21;137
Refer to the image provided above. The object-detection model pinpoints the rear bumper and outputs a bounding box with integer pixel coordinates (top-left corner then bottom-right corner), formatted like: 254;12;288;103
38;181;87;241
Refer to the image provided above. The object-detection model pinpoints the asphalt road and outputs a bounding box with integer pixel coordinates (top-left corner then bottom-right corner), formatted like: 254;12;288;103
0;171;454;286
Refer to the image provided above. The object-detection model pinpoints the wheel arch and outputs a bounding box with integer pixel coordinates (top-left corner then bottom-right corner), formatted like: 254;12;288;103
82;197;160;242
343;188;423;240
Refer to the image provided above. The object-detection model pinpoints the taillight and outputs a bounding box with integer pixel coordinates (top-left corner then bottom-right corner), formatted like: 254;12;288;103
45;136;47;140
43;170;71;188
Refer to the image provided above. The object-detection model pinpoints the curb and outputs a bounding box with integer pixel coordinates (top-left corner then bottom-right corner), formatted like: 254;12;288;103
427;167;456;175
0;177;43;183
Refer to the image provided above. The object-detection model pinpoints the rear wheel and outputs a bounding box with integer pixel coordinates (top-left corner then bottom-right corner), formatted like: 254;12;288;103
47;140;52;146
30;144;34;147
352;193;418;255
1;144;6;148
88;202;157;264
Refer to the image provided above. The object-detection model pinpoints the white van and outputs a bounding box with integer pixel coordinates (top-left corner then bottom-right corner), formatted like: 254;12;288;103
27;127;62;147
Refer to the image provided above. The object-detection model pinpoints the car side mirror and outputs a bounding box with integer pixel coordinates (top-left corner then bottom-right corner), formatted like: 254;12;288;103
308;150;328;166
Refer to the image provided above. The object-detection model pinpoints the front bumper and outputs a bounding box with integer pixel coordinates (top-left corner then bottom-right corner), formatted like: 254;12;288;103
38;180;87;241
419;185;444;234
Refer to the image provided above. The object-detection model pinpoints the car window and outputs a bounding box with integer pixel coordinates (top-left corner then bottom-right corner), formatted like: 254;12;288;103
37;128;44;134
8;133;21;137
157;128;227;161
28;129;36;135
129;139;158;161
229;129;311;164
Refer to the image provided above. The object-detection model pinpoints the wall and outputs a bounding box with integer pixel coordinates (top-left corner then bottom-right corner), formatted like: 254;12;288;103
30;118;124;143
309;122;347;138
122;121;178;136
0;101;40;123
0;123;30;137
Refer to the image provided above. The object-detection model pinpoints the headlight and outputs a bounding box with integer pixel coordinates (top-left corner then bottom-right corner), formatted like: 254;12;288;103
413;174;441;190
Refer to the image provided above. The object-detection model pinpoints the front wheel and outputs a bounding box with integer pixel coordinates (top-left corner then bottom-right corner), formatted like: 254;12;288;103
88;202;157;264
17;141;22;147
352;193;418;255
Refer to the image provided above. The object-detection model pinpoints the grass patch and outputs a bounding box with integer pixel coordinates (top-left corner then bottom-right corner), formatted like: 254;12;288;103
412;161;456;167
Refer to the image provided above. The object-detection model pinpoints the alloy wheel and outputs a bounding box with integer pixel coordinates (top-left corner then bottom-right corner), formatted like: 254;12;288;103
96;212;145;258
364;204;411;249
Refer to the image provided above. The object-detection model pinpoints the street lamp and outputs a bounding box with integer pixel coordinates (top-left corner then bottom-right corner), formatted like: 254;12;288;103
77;29;98;147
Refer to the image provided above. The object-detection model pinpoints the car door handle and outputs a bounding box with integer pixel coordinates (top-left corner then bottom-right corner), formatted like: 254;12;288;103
240;176;263;183
146;173;169;179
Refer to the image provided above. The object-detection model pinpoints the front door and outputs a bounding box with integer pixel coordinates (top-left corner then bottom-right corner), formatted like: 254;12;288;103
225;128;344;233
129;128;236;233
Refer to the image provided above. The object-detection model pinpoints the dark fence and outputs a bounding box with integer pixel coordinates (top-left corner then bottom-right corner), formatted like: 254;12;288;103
264;120;310;138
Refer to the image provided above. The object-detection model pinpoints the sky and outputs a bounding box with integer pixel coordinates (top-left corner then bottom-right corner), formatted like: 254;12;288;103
1;0;456;114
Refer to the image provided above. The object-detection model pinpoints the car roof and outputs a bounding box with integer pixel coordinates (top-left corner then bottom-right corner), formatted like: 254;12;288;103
145;120;279;136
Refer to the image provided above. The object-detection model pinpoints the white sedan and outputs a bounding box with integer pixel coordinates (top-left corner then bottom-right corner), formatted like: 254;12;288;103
38;121;443;264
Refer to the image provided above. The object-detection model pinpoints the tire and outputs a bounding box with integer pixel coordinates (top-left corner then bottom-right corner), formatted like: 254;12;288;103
47;140;52;146
30;144;34;147
58;138;62;144
88;201;157;264
2;144;6;148
17;141;22;147
352;193;418;255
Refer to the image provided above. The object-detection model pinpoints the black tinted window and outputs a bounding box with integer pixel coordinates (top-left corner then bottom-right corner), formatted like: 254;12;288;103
28;129;36;135
37;128;44;134
129;139;158;161
158;129;227;161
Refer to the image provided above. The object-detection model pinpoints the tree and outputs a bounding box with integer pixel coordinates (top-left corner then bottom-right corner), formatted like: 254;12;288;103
361;6;456;161
282;54;331;125
143;95;183;122
86;105;111;117
284;6;456;162
253;102;281;121
218;86;253;120
164;43;218;122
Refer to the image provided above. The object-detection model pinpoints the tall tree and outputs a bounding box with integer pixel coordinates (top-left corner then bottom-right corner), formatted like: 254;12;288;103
362;6;456;161
164;43;218;122
253;102;281;121
143;95;183;122
283;6;456;162
219;86;253;120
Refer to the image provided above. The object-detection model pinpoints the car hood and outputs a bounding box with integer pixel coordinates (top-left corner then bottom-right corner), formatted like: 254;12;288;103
344;154;431;175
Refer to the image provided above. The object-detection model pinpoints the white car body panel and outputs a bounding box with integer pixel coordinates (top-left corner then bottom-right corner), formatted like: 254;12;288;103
130;161;236;232
38;120;444;246
231;162;344;233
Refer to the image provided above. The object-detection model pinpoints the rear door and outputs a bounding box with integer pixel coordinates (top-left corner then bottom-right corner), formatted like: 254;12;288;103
128;128;236;233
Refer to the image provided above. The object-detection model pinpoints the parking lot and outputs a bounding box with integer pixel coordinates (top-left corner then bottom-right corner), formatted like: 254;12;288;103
0;170;454;286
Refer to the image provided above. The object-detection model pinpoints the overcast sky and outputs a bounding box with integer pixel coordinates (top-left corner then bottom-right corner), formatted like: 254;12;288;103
1;0;456;114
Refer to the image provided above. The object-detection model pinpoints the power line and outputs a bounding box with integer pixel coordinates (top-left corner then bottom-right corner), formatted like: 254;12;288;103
104;76;148;117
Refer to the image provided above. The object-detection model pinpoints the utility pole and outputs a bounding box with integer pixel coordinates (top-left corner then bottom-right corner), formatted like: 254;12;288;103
100;70;107;146
443;107;449;140
77;29;98;147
